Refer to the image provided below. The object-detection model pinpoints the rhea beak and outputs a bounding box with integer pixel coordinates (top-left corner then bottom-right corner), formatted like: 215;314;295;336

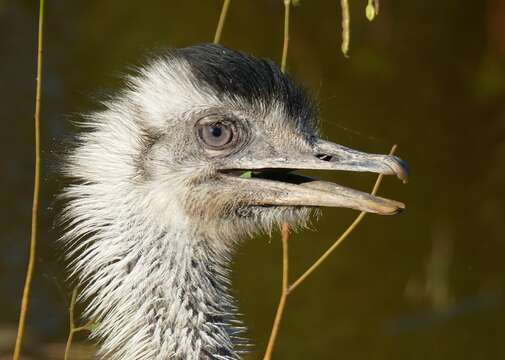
218;139;409;215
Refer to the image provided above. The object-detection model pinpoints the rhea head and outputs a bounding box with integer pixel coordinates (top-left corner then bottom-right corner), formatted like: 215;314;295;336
68;43;406;237
62;43;408;359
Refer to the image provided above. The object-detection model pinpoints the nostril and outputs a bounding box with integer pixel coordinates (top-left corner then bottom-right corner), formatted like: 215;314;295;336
316;154;333;162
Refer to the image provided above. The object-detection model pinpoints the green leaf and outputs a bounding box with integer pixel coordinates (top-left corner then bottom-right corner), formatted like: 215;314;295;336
366;3;376;21
240;171;252;179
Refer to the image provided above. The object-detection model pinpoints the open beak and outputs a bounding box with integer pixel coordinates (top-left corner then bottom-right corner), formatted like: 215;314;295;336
218;140;408;215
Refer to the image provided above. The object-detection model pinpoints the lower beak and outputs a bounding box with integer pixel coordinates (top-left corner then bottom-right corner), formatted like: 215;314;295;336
218;140;409;215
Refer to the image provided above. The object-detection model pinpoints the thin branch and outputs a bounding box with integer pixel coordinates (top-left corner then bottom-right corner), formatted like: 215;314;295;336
280;0;291;73
340;0;350;56
12;1;44;358
64;288;93;360
64;289;78;360
373;0;380;16
263;2;292;359
288;145;398;293
263;223;290;360
213;0;232;44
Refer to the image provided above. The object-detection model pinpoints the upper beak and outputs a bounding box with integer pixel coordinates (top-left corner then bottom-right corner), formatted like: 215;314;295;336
218;139;409;215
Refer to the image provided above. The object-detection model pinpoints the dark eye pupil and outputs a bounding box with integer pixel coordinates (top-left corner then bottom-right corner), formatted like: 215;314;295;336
210;126;222;138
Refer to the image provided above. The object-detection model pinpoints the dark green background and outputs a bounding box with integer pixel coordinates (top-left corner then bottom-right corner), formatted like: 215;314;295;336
1;0;504;359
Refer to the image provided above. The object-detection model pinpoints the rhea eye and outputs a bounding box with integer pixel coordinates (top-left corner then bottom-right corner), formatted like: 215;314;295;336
198;122;234;149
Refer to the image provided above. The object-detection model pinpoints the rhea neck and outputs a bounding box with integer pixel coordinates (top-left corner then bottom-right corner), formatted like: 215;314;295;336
84;215;244;360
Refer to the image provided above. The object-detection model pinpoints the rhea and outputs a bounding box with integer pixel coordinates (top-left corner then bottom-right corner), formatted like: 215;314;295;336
60;44;408;360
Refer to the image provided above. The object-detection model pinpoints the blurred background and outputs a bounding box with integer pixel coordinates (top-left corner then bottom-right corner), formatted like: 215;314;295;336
1;0;504;359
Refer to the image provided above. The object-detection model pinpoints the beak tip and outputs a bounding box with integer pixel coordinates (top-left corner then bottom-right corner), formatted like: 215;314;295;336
393;202;406;214
391;156;410;184
394;206;405;215
382;200;406;215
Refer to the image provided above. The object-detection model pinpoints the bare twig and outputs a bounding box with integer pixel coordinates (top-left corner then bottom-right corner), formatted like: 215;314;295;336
263;3;292;359
64;289;79;360
263;223;290;360
64;288;93;360
288;144;398;293
214;0;232;44
12;1;44;358
280;0;291;73
373;0;380;16
264;142;397;359
340;0;350;56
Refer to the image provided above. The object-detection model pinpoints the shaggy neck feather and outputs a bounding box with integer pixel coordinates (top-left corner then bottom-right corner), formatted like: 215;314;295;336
72;214;243;360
